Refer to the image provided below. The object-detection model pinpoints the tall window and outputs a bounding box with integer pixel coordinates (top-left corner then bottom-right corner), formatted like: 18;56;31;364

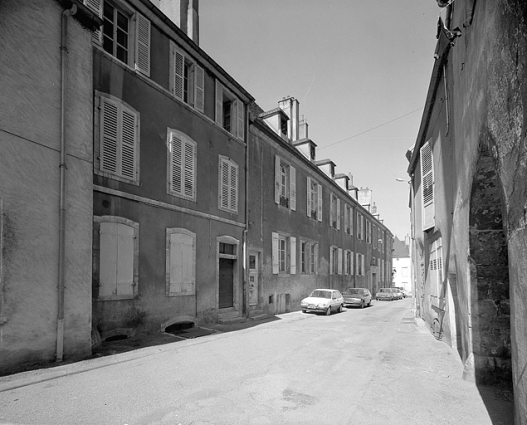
97;94;139;184
345;250;353;275
274;156;296;210
330;246;342;275
421;140;435;230
307;177;322;221
170;43;204;112
102;1;129;63
272;232;296;275
344;204;353;235
429;238;443;306
166;228;196;296
168;130;196;201
94;216;139;300
300;240;318;274
330;194;341;230
357;212;364;240
219;156;238;213
215;80;245;140
356;253;365;276
366;221;372;244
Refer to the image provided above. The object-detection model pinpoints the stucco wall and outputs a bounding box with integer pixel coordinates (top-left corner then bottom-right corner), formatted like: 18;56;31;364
0;0;94;374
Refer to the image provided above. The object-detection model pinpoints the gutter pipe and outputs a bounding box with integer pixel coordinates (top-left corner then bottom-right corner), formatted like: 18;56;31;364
57;3;77;363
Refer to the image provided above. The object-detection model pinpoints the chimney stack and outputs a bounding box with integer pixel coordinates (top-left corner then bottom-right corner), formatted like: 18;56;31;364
278;96;300;141
153;0;199;44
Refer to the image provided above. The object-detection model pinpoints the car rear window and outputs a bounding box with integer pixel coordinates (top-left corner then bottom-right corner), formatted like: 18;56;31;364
311;290;331;298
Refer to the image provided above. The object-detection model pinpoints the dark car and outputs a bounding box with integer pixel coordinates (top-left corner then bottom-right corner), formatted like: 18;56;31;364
342;287;372;308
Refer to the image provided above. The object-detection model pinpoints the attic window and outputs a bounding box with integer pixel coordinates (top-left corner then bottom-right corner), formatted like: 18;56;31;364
310;145;315;160
281;118;288;137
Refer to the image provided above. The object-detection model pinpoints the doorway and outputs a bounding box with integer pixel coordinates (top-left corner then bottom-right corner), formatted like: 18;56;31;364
219;258;234;309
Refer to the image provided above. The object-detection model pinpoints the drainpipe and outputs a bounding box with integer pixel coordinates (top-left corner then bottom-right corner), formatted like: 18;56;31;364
57;3;77;363
243;104;251;318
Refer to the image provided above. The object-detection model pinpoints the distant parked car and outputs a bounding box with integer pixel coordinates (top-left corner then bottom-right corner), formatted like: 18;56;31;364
391;288;404;299
342;287;372;309
376;287;396;301
394;287;408;298
301;289;344;315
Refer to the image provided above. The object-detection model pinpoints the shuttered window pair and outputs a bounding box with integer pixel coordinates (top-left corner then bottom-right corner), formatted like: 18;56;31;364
345;250;354;276
170;43;205;113
274;156;296;210
421;141;435;230
356;253;365;276
300;241;318;274
168;130;196;201
330;246;342;275
272;232;296;275
215;81;245;140
166;228;196;296
307;177;323;221
99;95;139;183
84;0;151;77
219;156;238;214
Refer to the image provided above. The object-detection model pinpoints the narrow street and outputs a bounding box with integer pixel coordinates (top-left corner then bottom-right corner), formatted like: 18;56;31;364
0;299;513;425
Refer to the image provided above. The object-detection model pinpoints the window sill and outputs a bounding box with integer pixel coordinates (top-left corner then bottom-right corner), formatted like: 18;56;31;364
166;292;196;297
94;294;137;301
95;169;140;186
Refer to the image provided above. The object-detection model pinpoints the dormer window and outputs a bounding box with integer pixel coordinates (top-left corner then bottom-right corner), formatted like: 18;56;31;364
310;145;316;160
281;118;288;137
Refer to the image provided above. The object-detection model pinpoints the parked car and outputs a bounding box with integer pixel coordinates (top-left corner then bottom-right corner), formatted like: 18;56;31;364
301;289;344;315
394;287;408;298
391;288;404;299
376;287;396;301
342;287;372;308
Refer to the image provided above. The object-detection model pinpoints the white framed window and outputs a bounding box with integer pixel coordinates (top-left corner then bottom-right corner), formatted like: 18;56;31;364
167;129;196;201
330;246;342;275
345;249;353;275
96;93;140;184
366;220;372;244
272;232;296;275
215;80;245;140
166;228;196;296
219;156;239;214
330;193;341;230
170;42;204;112
274;156;296;210
86;0;151;76
307;176;322;221
300;240;318;274
421;140;435;230
356;253;365;276
357;212;364;240
344;204;353;235
93;216;139;300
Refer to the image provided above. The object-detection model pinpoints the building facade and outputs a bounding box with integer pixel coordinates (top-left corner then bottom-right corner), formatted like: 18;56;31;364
408;1;527;421
392;237;411;293
247;97;393;317
0;0;100;374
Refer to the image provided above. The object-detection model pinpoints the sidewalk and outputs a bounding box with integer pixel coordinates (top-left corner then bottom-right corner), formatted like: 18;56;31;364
348;309;515;425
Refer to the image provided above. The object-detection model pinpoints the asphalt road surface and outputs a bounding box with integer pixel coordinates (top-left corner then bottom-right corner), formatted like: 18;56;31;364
0;298;512;425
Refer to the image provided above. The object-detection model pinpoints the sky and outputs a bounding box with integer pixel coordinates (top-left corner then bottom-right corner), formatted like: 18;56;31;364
199;0;444;240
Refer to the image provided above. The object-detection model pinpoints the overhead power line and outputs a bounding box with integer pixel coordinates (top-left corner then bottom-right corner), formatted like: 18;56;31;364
318;106;424;150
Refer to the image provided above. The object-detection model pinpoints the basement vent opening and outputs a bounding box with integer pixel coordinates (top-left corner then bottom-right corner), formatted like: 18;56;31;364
104;334;129;342
164;321;216;339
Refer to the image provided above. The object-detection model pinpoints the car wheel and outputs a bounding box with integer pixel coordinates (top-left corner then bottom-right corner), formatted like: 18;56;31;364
302;309;306;313
338;304;343;313
326;306;331;316
368;300;372;307
360;300;365;309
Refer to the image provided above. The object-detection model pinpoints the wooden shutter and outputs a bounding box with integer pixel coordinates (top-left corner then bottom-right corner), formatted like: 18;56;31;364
169;232;195;294
135;13;150;76
361;255;365;277
351;251;354;275
116;223;135;295
336;198;341;230
195;65;205;112
290;166;296;211
307;177;312;217
356;253;360;275
338;248;343;275
344;205;349;233
290;237;296;274
329;248;334;275
215;81;224;125
236;99;245;140
220;158;229;209
274;155;281;204
421;141;435;230
99;222;118;297
314;244;318;274
84;0;102;44
170;132;183;195
317;184;323;222
272;232;279;274
183;140;195;198
100;97;119;174
172;45;184;101
120;105;137;180
230;162;238;212
100;222;134;297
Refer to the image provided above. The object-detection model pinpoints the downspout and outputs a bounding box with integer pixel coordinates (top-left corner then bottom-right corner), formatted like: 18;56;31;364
243;104;251;318
57;3;77;363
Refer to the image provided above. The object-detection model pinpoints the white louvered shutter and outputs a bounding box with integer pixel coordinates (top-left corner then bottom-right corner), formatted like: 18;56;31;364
290;237;296;275
344;204;349;233
290;166;296;211
236;99;245;140
195;65;205;112
338;248;343;275
351;251;354;275
337;198;341;230
215;81;224;125
317;185;323;222
100;97;118;174
84;0;102;44
172;46;184;101
421;141;435;230
307;177;312;217
169;232;195;294
183;140;195;198
330;248;334;275
314;244;319;274
170;133;183;195
135;13;150;76
120;105;137;180
99;222;118;297
272;232;279;274
274;155;281;204
116;223;134;295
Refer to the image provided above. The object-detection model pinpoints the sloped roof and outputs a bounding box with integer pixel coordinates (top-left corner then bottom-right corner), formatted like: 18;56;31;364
393;236;410;258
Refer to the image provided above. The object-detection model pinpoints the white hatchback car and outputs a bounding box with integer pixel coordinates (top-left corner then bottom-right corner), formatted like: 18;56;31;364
301;289;344;315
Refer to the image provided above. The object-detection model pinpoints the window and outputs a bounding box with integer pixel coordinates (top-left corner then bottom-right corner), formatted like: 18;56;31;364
94;216;139;300
345;250;353;275
366;220;372;244
168;130;196;200
166;228;196;296
274;156;296;210
356;253;365;276
330;193;341;230
329;246;342;275
97;93;139;184
307;177;322;221
215;80;245;140
300;240;318;274
219;156;238;213
429;238;443;306
344;204;353;235
421;140;435;230
272;232;296;275
86;0;151;76
357;212;364;240
170;43;204;112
